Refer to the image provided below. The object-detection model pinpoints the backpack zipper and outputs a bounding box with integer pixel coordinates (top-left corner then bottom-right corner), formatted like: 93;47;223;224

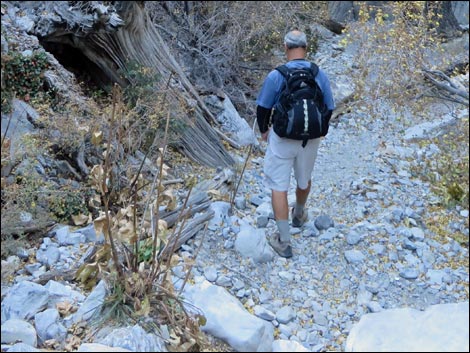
303;99;309;133
317;105;322;134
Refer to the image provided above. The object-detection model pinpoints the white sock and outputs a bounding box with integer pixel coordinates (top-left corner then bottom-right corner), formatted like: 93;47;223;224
294;202;305;218
276;220;290;243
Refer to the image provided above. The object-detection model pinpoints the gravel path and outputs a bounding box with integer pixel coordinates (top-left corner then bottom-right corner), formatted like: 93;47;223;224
188;35;469;351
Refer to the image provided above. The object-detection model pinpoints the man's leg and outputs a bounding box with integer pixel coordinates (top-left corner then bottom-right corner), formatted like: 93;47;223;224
293;180;311;219
270;189;293;257
292;138;321;225
262;140;295;257
272;189;290;243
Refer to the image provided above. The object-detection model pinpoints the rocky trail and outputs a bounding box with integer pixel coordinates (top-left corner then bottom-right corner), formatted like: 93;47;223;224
1;19;469;353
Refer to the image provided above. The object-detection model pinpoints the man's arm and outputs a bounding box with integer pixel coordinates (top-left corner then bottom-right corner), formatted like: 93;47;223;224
324;109;333;122
256;70;281;140
317;70;335;111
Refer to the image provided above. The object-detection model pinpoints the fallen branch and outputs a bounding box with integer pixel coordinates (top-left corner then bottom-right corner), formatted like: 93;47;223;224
422;68;469;106
159;210;214;260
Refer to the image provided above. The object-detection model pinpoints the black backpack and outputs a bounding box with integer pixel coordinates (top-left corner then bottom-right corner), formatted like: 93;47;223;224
271;62;328;147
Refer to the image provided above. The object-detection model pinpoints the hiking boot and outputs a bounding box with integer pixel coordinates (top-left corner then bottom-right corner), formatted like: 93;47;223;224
291;207;308;228
269;233;293;258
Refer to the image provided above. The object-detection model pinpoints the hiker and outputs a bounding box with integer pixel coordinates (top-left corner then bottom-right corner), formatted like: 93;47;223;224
255;29;335;258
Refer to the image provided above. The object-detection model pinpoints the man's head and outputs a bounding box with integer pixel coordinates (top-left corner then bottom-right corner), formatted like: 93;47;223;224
284;30;307;50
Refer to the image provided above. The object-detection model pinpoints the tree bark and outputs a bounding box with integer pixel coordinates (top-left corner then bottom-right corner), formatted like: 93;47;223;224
27;1;235;168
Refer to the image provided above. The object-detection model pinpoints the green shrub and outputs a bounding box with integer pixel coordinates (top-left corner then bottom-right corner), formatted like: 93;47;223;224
119;61;161;107
1;50;50;112
47;186;92;223
431;117;469;208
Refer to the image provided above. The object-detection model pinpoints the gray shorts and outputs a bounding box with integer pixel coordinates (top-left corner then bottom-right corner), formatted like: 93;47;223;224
263;131;321;192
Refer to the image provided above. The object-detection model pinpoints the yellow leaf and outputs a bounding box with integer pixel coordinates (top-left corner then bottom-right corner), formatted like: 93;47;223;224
89;165;107;193
134;295;150;317
160;189;176;210
121;205;135;218
208;189;221;198
118;220;136;242
56;301;77;316
75;263;97;285
157;219;168;232
72;213;90;226
94;212;110;240
91;131;103;145
88;194;101;208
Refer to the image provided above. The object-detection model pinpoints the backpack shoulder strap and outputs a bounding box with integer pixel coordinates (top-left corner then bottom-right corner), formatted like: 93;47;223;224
309;62;319;77
275;64;290;78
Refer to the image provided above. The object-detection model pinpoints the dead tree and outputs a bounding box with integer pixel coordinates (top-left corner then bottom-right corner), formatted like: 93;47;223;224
23;1;236;168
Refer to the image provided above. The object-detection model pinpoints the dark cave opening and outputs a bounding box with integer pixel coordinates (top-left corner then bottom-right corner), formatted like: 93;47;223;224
40;41;113;95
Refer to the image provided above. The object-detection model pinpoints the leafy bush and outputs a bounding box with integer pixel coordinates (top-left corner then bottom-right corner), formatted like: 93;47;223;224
47;186;92;223
1;50;50;112
414;116;469;208
340;2;447;117
120;60;162;107
1;160;55;249
118;61;187;150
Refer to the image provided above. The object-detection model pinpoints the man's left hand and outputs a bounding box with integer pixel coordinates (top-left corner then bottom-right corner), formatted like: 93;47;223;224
261;130;269;141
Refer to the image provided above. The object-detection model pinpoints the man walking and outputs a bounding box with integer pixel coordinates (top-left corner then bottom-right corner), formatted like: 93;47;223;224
256;29;335;258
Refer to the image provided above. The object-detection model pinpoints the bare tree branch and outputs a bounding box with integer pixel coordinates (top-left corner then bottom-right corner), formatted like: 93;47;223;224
422;67;469;106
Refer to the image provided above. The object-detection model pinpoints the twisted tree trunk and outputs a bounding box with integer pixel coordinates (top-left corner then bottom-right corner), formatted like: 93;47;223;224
28;1;235;168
